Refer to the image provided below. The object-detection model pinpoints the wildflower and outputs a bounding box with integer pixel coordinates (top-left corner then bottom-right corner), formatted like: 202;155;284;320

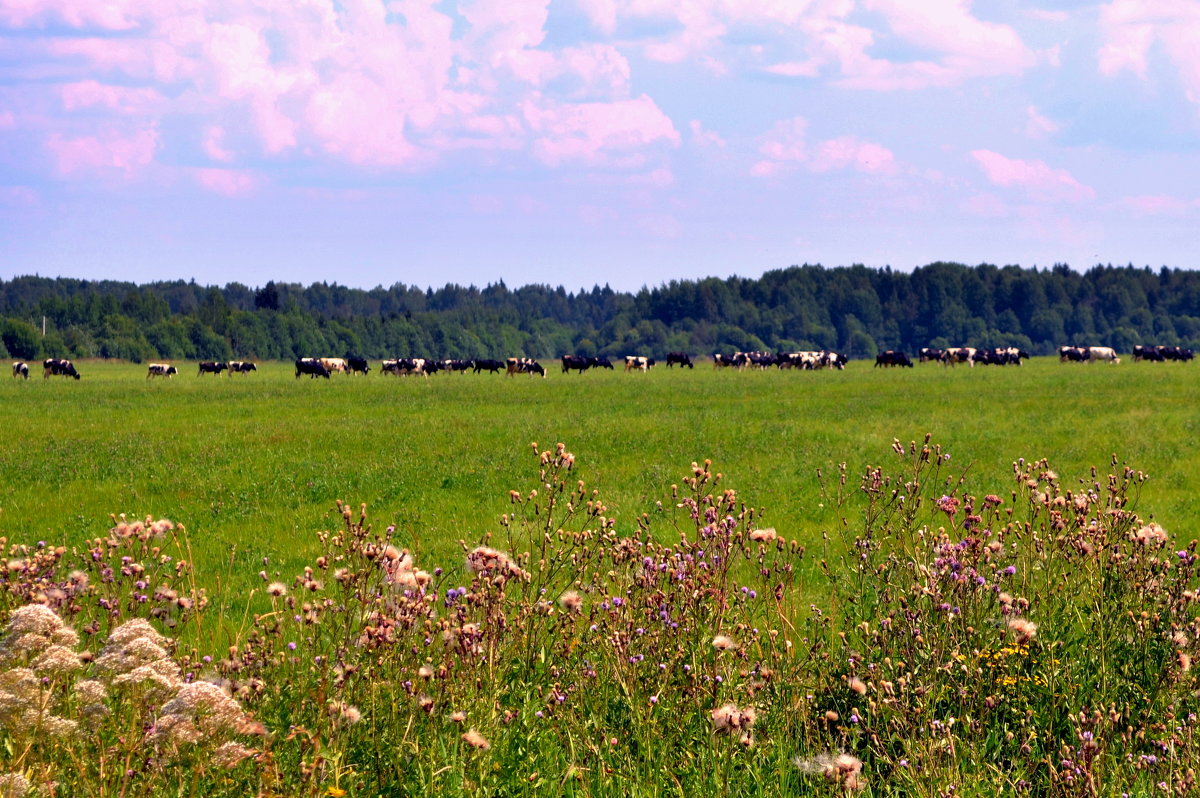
212;741;257;768
462;728;491;750
749;527;778;543
712;635;737;651
328;700;362;725
558;591;583;613
795;753;865;791
449;710;466;723
153;681;253;745
0;773;29;798
1179;652;1192;673
267;582;287;597
710;703;756;734
326;788;346;798
1135;523;1168;546
1007;617;1038;645
848;677;867;695
465;546;529;581
418;665;434;679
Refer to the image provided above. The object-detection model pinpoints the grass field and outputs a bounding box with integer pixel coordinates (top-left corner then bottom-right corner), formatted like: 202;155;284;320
0;356;1198;796
0;357;1195;590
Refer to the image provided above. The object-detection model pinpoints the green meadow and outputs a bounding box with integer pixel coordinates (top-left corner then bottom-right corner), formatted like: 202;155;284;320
0;357;1195;586
0;357;1199;795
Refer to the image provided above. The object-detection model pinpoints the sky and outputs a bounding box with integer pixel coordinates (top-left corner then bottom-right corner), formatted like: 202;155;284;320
1;0;1199;293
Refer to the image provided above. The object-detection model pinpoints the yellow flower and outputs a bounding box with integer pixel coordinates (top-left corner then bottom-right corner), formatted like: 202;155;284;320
326;788;346;797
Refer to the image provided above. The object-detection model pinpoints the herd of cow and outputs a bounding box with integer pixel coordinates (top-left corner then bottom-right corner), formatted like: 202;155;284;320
12;343;1197;383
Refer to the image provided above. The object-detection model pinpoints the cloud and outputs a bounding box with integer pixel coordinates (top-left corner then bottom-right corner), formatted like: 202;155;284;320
689;120;725;149
752;116;896;177
194;168;257;197
1117;193;1199;216
45;124;159;176
970;149;1095;203
1098;1;1200;105
1025;105;1060;138
524;94;679;167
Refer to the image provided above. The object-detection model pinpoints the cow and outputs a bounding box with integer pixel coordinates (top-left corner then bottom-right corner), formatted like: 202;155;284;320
562;355;592;374
665;352;694;369
346;357;371;375
43;358;80;380
228;361;257;374
1087;346;1120;364
506;357;546;377
1058;345;1089;363
624;356;655;372
381;358;430;377
875;350;914;368
940;347;977;367
919;347;946;363
820;351;848;370
777;351;820;369
1164;346;1195;362
1135;345;1193;363
147;363;178;379
440;359;472;374
975;347;1028;366
11;362;28;379
589;356;614;370
318;357;348;375
472;359;504;374
197;361;228;376
295;358;331;379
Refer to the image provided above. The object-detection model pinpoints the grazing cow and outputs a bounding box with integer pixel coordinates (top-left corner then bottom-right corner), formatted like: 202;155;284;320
43;358;80;380
713;353;738;369
1087;346;1120;364
228;361;257;374
318;357;348;375
197;361;228;376
346;357;371;375
147;363;179;379
777;351;819;369
472;358;504;374
295;358;331;379
589;356;614;370
1164;346;1195;362
1058;345;1089;363
440;359;472;374
665;352;694;369
624;355;655;372
874;350;914;368
975;347;1028;366
820;351;847;370
919;347;946;363
940;347;977;367
381;358;430;376
11;362;28;379
506;357;545;377
562;355;592;374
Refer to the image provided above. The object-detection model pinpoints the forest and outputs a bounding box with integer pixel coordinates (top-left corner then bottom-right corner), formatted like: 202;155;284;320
0;261;1197;362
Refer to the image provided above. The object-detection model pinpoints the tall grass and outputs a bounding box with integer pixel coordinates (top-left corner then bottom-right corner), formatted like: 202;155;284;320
0;435;1195;795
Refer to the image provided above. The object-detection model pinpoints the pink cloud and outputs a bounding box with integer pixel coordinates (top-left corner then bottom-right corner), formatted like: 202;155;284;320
45;124;158;176
524;94;679;167
61;80;159;113
752;116;896;177
0;185;39;207
689;120;725;149
1117;194;1198;216
194;168;257;197
1099;2;1200;105
202;126;233;163
0;0;137;30
810;136;897;174
971;149;1095;203
1025;105;1060;138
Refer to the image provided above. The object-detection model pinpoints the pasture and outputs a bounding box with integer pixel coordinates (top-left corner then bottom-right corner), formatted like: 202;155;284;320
0;357;1194;603
0;356;1198;796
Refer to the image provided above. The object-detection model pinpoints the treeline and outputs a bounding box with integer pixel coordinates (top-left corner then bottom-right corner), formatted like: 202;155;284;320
1;262;1199;362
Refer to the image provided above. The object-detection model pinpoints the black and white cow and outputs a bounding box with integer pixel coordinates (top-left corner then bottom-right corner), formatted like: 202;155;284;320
147;363;178;379
346;357;371;375
665;352;694;369
1058;345;1089;363
874;350;914;368
11;362;28;379
624;355;655;372
562;355;592;373
295;358;331;379
472;359;504;374
228;361;257;374
940;347;977;367
197;361;228;376
43;358;81;380
506;357;546;377
589;356;614;370
919;347;946;363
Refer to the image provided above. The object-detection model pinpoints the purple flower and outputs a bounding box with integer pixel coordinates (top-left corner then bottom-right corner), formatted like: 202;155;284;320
287;642;297;651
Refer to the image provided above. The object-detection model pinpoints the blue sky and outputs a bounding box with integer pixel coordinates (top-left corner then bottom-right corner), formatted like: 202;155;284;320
1;0;1198;292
